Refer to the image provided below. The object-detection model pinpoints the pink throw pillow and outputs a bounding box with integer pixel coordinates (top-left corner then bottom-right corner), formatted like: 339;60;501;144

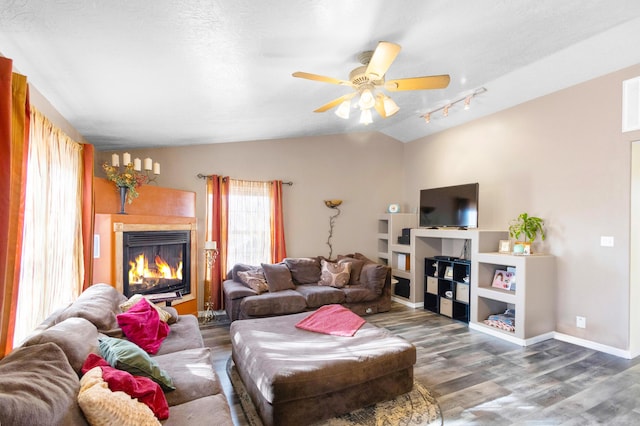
81;353;169;420
117;298;169;354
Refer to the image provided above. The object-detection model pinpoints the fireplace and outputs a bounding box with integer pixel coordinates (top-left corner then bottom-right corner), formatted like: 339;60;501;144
122;230;191;297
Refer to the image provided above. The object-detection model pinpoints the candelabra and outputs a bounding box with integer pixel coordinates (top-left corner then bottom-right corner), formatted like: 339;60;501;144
204;241;219;268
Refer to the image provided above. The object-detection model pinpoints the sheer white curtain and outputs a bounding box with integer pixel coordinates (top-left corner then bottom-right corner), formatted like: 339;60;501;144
13;108;84;346
225;179;271;267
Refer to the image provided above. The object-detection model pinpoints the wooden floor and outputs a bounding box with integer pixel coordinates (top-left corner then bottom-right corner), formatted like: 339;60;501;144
200;303;640;425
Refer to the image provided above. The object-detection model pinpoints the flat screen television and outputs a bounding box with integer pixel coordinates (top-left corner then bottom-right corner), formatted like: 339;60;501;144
419;183;479;228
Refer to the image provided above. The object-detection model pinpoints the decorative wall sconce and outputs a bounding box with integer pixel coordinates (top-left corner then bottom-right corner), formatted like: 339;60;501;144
324;200;342;259
204;240;219;268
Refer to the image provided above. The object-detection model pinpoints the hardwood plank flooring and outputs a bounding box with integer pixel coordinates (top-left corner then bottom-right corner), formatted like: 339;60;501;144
200;303;640;425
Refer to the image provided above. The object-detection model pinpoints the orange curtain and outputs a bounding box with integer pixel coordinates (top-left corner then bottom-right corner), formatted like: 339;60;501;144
0;57;30;357
270;180;287;262
81;144;94;290
204;175;229;310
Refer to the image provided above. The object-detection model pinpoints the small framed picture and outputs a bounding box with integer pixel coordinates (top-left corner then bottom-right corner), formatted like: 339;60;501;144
492;270;509;289
498;240;511;253
444;266;453;279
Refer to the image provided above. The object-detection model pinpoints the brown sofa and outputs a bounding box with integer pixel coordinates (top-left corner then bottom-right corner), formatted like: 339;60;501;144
0;284;233;426
223;254;392;321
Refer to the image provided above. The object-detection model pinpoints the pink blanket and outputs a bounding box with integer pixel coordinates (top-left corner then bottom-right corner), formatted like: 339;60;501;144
295;304;365;337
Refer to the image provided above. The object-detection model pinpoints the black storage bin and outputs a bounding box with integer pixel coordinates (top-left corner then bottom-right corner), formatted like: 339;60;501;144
394;276;410;298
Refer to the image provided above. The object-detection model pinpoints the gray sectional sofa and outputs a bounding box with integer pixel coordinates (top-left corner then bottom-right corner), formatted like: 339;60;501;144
0;284;232;426
223;253;392;321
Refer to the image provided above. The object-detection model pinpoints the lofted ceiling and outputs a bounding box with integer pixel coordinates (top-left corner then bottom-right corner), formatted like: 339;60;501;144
2;1;640;151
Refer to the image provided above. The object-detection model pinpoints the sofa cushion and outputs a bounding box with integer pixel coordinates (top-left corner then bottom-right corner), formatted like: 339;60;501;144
117;298;169;354
295;284;346;308
81;354;169;420
261;263;296;292
337;256;366;286
58;283;127;336
23;316;99;374
120;294;172;323
283;257;321;284
153;347;222;407
0;342;87;426
155;314;204;356
237;270;270;294
78;366;161;426
98;337;175;391
162;394;233;426
240;290;307;318
319;259;351;288
361;263;388;295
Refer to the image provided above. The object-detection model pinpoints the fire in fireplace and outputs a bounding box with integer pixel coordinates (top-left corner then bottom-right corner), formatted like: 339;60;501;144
122;230;191;297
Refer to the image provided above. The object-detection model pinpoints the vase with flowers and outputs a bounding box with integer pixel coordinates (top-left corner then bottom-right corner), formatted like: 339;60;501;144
102;162;149;214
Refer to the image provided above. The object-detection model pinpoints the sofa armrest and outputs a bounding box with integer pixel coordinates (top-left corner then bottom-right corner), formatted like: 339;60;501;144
223;279;258;299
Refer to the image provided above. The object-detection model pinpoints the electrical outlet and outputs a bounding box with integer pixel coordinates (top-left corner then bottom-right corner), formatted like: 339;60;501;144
576;316;586;329
600;236;614;247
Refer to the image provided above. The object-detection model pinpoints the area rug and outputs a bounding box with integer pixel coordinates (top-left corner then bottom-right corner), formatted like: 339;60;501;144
226;357;443;426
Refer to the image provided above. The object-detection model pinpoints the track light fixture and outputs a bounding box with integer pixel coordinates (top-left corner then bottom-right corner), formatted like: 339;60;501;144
420;87;487;124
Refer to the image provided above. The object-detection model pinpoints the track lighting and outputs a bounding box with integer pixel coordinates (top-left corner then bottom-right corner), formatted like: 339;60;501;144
420;87;487;124
335;100;351;119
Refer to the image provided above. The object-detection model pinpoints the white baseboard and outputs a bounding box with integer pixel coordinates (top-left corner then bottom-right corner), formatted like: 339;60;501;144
553;332;634;359
391;296;423;309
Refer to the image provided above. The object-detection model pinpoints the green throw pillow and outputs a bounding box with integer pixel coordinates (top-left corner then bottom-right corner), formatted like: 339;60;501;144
98;337;175;391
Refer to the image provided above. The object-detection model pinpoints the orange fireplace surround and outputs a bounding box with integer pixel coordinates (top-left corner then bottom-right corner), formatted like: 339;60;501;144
92;178;198;315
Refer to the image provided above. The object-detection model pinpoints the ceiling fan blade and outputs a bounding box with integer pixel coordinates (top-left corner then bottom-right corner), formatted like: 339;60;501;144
365;41;401;80
292;71;351;86
385;74;450;91
313;93;356;113
374;94;387;119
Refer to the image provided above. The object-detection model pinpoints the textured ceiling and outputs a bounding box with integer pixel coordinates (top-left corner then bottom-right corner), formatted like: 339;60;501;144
2;1;640;150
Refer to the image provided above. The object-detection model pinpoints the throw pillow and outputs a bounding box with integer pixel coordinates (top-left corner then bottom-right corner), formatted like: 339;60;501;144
81;353;169;420
119;294;172;323
117;298;169;354
283;257;321;284
337;256;366;286
361;263;388;295
98;337;175;391
237;270;270;294
78;366;161;426
319;259;351;288
261;263;296;292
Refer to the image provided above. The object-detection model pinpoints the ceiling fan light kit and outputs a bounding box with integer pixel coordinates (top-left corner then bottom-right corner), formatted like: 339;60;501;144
293;41;450;125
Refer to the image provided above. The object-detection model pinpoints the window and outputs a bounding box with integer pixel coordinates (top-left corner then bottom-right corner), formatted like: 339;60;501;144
225;179;271;267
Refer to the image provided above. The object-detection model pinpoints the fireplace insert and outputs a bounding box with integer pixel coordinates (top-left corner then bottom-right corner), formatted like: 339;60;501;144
122;230;190;298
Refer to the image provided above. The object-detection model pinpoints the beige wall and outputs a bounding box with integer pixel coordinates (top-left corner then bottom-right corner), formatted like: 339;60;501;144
96;132;406;308
404;64;640;352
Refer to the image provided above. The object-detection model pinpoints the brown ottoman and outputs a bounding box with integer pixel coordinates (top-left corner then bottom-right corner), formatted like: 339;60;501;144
230;311;416;426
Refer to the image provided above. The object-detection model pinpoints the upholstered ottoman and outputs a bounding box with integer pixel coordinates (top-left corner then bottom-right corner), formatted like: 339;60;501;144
230;310;416;426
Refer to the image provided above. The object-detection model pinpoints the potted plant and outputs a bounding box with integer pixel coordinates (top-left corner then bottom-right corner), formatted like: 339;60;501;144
508;213;546;254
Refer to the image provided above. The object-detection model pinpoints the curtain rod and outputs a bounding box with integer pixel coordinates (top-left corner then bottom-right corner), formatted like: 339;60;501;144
196;173;293;186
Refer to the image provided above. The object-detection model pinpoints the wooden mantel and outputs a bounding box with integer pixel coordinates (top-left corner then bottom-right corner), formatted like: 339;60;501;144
93;178;198;315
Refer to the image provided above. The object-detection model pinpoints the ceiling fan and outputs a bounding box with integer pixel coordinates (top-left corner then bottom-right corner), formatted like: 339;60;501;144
292;41;450;124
